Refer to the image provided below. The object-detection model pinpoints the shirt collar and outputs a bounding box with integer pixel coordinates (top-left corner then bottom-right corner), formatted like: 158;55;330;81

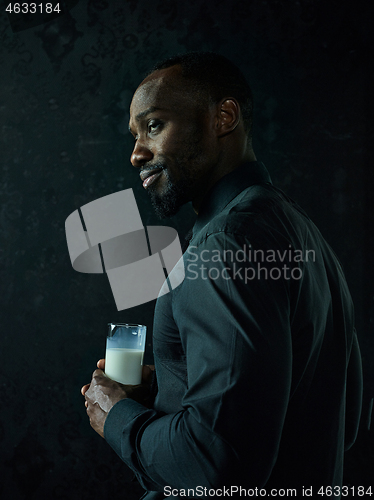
192;161;272;237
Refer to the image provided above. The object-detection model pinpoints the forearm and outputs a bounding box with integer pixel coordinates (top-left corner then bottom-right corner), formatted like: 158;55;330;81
104;398;241;491
104;358;290;492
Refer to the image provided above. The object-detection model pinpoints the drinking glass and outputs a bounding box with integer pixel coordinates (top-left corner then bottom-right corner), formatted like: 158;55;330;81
105;323;146;385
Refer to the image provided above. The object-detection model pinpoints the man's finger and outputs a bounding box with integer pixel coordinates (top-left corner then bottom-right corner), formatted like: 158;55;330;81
97;359;105;370
81;384;90;395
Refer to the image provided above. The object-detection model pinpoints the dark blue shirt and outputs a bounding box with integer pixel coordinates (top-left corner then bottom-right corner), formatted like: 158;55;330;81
104;162;362;498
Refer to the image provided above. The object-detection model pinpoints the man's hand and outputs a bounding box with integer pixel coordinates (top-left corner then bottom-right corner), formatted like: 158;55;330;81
81;359;155;438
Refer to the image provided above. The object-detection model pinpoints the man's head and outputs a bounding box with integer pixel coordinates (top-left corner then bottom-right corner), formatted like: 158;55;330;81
150;52;254;139
128;52;255;219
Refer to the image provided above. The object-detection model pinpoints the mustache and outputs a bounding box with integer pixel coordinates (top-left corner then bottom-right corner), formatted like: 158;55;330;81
140;162;166;175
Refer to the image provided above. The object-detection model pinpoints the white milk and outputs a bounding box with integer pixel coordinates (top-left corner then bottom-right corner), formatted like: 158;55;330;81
105;348;144;385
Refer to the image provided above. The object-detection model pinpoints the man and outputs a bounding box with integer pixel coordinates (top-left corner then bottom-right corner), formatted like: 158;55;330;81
82;52;363;497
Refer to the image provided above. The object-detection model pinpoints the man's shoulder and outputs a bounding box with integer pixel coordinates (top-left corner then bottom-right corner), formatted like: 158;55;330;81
191;184;310;248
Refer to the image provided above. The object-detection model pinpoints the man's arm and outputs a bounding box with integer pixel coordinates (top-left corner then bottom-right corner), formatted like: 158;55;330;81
100;231;293;491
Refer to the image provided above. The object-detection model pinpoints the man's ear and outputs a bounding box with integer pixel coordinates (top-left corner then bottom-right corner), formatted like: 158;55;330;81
215;98;240;138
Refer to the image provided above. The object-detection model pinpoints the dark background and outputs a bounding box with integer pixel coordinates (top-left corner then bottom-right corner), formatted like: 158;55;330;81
0;1;373;498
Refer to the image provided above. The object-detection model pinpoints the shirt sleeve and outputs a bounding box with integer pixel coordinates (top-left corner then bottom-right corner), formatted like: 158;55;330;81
104;229;293;490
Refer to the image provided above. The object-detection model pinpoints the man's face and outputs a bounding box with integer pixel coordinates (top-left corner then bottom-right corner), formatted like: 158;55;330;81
129;66;218;219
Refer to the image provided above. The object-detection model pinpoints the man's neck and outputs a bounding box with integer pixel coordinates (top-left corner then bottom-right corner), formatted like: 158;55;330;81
192;149;257;214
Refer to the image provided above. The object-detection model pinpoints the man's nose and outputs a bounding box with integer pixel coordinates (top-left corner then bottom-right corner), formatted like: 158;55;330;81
130;140;153;168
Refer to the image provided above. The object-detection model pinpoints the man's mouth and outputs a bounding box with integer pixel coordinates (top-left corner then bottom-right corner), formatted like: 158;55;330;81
140;167;163;189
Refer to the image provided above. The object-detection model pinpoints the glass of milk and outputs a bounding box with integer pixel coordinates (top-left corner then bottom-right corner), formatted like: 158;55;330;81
105;323;147;385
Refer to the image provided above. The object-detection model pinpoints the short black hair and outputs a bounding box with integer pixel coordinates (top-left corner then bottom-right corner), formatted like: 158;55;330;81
149;51;254;138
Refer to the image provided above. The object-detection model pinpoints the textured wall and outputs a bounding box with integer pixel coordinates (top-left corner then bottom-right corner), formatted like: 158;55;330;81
0;1;373;498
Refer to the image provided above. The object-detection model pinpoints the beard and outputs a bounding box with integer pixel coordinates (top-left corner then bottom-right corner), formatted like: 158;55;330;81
147;166;188;219
147;157;194;219
145;132;205;219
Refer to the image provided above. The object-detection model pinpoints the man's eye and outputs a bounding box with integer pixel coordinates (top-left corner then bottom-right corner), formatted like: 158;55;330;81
148;121;162;133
